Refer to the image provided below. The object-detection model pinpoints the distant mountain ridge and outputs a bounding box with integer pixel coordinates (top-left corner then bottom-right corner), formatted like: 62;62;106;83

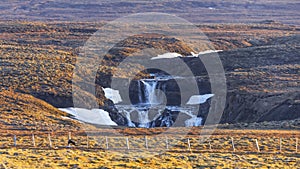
0;0;299;25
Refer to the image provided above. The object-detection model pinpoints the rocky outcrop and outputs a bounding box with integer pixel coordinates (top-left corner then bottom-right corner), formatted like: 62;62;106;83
222;92;300;123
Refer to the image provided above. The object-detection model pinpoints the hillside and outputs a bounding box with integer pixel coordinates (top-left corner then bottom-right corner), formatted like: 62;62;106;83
0;21;299;129
0;90;80;132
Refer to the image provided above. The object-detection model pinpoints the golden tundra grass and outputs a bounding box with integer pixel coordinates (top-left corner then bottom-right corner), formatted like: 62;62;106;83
0;129;299;168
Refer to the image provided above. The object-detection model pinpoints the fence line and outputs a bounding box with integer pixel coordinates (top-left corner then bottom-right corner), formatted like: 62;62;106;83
1;133;299;153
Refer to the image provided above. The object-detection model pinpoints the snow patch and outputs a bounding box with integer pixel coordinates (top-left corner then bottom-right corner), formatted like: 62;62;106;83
190;50;223;57
150;51;221;60
59;108;117;126
186;94;214;105
151;52;182;60
102;88;122;104
61;116;76;121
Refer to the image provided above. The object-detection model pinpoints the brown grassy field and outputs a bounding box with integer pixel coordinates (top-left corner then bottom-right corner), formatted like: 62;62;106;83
0;129;299;168
0;20;299;169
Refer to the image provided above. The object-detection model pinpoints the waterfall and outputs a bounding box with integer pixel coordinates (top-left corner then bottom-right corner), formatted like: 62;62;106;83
137;109;150;128
142;80;158;105
123;110;136;127
180;109;202;127
137;80;143;103
185;116;202;127
137;79;165;106
114;77;210;128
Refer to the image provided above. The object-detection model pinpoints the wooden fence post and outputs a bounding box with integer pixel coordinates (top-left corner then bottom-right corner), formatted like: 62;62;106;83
187;138;191;151
209;141;212;150
48;133;52;148
13;135;16;147
86;136;89;148
105;136;109;149
126;137;130;150
1;162;8;169
32;134;35;147
279;138;282;152
296;138;298;153
145;136;148;150
165;136;169;149
231;137;235;151
255;139;260;152
66;132;72;148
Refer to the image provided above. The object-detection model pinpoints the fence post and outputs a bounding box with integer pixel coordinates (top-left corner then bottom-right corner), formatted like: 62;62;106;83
66;132;72;148
209;141;212;150
165;136;169;149
86;136;89;148
145;136;148;150
13;135;16;147
1;162;8;169
32;134;35;147
187;138;191;151
126;137;130;150
231;137;235;151
279;138;282;152
48;133;52;148
255;139;260;152
105;136;109;149
296;138;298;153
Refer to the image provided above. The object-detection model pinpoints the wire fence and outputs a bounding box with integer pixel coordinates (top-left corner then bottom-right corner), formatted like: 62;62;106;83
0;132;298;154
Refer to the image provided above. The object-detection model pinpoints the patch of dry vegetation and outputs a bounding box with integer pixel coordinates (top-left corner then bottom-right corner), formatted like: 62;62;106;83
0;90;80;131
0;129;298;168
1;148;299;169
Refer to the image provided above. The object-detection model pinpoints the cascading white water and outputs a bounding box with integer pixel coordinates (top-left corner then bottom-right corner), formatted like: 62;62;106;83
115;105;153;128
142;80;158;105
137;109;150;128
116;104;202;128
180;109;202;127
112;76;213;128
137;80;143;103
167;106;202;127
139;79;165;106
132;79;165;127
123;110;136;127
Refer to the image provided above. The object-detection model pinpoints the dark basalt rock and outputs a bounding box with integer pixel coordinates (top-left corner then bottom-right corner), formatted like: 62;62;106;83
101;99;129;126
150;109;180;127
221;92;300;124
